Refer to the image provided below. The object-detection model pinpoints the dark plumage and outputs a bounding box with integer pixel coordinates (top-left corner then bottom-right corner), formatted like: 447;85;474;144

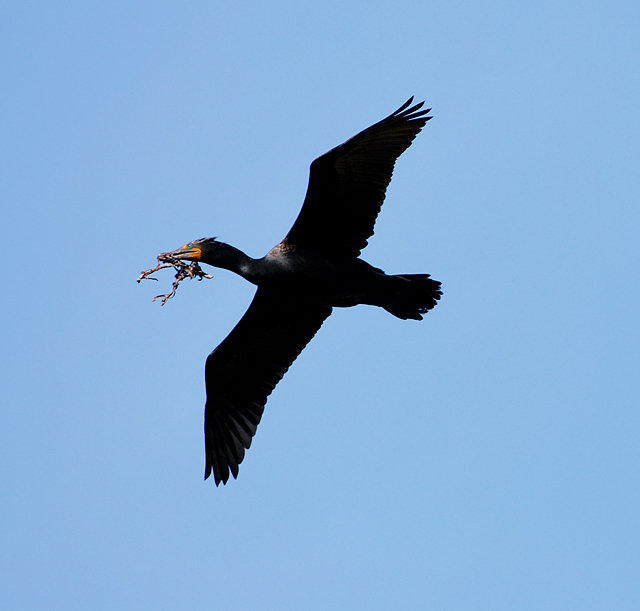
160;98;442;485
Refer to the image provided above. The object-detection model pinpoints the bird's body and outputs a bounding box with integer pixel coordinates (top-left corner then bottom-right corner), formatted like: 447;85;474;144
157;98;442;485
220;241;406;308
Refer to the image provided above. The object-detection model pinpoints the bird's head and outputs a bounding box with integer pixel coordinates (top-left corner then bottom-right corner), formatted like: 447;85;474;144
159;237;221;264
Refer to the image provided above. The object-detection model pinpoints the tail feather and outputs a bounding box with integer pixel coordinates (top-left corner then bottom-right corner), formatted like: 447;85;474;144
383;274;442;320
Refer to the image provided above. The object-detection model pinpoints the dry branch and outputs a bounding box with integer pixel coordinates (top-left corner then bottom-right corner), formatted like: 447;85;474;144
137;255;212;305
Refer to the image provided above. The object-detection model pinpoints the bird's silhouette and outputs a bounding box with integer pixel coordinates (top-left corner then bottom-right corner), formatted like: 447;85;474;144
158;98;442;485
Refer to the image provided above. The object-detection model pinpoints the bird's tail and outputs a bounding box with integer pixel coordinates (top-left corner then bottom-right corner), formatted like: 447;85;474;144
383;274;442;320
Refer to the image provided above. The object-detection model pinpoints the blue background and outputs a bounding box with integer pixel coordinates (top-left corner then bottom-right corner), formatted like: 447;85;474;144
2;1;639;609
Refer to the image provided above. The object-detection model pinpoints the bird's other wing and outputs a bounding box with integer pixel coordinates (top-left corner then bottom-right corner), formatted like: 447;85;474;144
204;287;332;485
283;98;431;257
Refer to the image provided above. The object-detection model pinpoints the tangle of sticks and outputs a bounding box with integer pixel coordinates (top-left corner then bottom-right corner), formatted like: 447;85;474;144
137;255;213;305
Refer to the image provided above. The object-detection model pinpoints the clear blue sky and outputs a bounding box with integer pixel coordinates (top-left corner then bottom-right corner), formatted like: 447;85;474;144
2;1;639;609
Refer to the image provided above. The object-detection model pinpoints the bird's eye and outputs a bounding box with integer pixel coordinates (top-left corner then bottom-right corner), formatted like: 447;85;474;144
187;243;193;248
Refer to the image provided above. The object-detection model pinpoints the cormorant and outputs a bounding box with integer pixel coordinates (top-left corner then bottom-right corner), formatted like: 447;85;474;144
157;98;442;485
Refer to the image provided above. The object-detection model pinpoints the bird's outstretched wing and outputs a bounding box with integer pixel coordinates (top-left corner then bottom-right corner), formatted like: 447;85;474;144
284;98;431;257
204;288;332;485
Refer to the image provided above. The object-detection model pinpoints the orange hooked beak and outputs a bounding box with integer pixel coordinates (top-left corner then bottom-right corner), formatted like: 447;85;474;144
159;243;202;262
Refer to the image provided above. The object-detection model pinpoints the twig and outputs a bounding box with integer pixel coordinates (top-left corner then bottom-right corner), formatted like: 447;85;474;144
137;255;213;306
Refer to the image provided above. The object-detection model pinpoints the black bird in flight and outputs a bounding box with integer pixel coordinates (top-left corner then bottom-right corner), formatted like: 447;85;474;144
158;98;442;485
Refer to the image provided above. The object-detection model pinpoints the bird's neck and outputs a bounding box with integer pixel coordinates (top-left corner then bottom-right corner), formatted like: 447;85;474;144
203;242;258;282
